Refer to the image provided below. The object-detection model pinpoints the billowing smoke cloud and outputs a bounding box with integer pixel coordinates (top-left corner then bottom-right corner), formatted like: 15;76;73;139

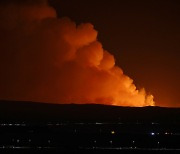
0;1;155;106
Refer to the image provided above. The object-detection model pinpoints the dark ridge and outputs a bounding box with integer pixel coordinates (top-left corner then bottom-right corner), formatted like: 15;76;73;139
0;100;179;123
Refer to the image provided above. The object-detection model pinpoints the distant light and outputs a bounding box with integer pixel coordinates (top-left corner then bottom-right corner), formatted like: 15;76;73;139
94;140;96;143
95;122;102;125
111;130;115;134
17;139;20;143
110;141;113;144
151;132;155;136
165;132;168;135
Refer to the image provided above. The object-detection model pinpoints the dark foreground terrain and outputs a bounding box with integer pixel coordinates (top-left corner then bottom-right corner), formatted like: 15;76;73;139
0;100;179;153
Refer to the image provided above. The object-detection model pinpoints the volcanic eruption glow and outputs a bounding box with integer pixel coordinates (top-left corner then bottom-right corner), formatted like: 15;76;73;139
0;1;155;106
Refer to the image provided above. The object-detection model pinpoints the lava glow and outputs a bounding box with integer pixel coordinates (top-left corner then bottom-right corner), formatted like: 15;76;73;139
0;1;155;106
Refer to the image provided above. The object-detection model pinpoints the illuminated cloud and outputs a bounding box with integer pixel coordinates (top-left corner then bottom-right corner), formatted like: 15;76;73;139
0;1;155;106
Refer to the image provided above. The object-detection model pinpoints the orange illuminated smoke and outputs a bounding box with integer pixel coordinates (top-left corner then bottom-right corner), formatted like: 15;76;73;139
0;1;155;107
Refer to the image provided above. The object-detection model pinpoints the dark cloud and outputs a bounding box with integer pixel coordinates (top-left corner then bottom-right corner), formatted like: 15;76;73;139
0;0;47;5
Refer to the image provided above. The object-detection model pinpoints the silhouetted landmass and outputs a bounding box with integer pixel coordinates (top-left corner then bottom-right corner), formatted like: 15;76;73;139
0;100;179;123
0;100;180;153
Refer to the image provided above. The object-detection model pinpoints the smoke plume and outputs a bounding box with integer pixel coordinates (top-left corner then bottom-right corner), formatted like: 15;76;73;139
0;1;155;106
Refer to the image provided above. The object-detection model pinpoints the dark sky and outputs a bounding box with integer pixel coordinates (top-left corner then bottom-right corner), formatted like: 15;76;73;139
48;0;180;107
0;0;179;107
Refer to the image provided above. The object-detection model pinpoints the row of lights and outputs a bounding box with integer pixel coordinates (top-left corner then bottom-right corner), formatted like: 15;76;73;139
151;132;173;136
47;122;161;126
0;123;26;126
12;139;31;143
110;130;173;136
93;140;161;146
11;139;51;144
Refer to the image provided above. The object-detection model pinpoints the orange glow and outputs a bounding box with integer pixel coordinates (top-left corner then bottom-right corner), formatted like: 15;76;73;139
0;1;155;107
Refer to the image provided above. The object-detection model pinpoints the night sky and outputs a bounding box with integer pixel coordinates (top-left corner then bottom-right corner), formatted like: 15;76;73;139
49;0;180;107
0;0;179;107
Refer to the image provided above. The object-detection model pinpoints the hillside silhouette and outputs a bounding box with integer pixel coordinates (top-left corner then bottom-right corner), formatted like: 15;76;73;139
0;100;179;123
